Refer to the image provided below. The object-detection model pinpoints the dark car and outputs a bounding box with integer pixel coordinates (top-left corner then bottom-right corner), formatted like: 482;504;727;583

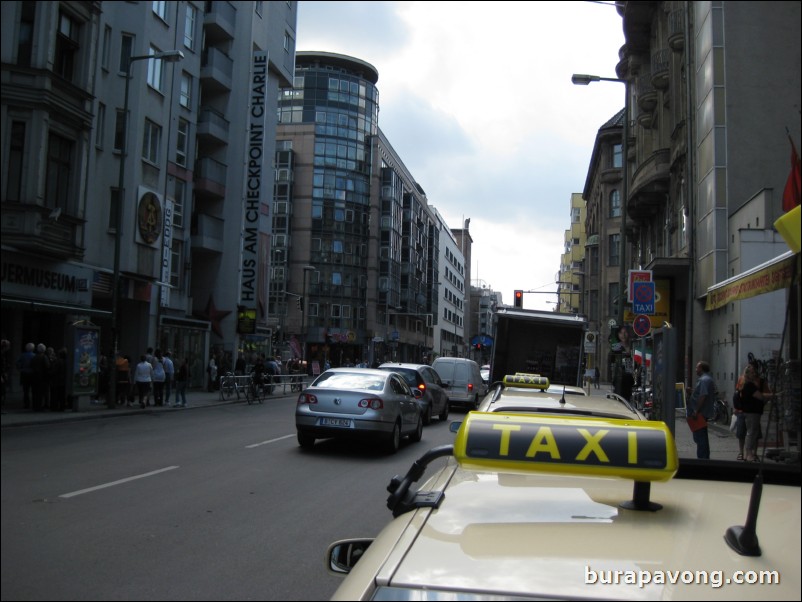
378;363;449;425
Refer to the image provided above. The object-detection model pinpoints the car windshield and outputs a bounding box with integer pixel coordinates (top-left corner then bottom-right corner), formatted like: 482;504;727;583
313;372;385;391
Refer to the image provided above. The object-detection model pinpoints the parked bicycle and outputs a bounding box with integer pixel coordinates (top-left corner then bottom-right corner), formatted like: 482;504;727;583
219;372;252;401
709;394;730;426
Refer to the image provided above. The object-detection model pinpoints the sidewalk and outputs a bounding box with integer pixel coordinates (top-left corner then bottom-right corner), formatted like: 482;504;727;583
0;386;299;429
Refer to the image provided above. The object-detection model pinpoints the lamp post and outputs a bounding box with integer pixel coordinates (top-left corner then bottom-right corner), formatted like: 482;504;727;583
302;265;316;370
572;72;630;395
109;49;183;409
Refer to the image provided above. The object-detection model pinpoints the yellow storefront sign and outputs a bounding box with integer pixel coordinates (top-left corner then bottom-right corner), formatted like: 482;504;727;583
705;251;797;310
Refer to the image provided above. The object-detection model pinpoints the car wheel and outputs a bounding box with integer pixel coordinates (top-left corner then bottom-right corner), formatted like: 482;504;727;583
297;430;315;449
423;403;432;426
386;421;401;454
439;400;450;421
410;415;423;443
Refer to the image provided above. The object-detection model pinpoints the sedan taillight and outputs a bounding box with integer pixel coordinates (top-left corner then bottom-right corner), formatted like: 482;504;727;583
417;383;426;393
297;393;318;405
467;383;474;392
358;398;384;410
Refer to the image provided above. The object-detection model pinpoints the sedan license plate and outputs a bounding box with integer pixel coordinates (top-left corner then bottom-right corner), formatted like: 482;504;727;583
318;417;352;428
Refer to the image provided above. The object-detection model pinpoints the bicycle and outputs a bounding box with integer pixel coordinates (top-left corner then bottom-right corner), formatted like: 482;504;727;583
289;373;304;393
709;395;730;426
219;372;237;401
247;373;266;404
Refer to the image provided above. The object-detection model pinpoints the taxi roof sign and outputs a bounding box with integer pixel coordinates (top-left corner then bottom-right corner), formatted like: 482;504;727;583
503;374;549;389
453;412;677;483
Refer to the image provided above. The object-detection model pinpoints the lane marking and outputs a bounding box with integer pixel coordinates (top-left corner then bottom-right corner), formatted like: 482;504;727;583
59;466;180;498
246;434;295;448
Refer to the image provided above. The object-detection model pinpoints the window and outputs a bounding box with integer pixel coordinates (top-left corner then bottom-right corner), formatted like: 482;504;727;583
183;4;196;50
45;132;73;210
109;188;121;230
284;32;290;52
609;190;621;218
571;207;581;223
608;233;620;266
612;143;622;168
146;46;165;91
55;11;79;81
176;118;189;167
6;122;26;201
95;103;106;148
114;109;126;152
608;282;620;314
170;240;182;288
101;25;112;71
172;179;186;229
142;119;161;164
119;34;134;72
16;2;35;66
180;72;192;108
152;1;166;20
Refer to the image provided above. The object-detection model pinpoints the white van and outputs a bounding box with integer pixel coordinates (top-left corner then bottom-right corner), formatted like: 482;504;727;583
431;357;485;410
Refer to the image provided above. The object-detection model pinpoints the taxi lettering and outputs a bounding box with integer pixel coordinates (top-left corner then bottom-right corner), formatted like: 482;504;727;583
493;424;613;462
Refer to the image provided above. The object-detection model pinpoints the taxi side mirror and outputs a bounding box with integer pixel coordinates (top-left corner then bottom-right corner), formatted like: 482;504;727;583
326;539;373;575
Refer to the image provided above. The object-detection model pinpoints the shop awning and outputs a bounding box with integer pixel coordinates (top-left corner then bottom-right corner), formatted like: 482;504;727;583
705;250;798;310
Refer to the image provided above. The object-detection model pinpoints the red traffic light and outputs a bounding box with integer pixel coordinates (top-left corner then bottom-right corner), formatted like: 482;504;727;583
514;290;523;308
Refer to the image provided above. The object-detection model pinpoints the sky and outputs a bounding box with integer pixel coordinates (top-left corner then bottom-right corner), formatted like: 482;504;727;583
295;1;626;310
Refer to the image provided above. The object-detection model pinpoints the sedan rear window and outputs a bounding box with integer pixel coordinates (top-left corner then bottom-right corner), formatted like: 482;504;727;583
314;373;385;391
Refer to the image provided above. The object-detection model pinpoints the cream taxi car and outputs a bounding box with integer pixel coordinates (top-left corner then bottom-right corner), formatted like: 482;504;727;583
326;375;801;600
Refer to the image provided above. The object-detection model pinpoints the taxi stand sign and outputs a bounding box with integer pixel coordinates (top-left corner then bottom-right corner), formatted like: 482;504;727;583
453;412;678;484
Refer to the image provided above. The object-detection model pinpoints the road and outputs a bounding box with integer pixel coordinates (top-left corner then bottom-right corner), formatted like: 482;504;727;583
1;397;456;601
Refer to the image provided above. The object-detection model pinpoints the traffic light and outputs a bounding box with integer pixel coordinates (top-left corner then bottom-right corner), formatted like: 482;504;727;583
297;296;303;311
514;290;523;308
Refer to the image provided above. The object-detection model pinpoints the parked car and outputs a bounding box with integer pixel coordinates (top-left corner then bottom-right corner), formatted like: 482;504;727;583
377;363;449;424
480;364;491;387
295;368;423;453
431;357;485;410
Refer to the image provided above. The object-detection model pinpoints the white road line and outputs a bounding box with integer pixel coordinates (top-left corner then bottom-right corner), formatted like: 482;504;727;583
59;466;180;498
246;434;295;448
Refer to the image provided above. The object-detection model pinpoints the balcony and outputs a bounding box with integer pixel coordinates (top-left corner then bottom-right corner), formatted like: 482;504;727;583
203;1;236;44
194;157;227;199
1;204;83;260
200;47;233;93
197;107;230;145
668;9;685;52
627;148;671;219
651;48;670;90
190;213;224;254
636;68;657;113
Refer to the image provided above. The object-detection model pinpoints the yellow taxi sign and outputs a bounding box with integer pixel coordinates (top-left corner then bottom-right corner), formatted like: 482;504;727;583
453;412;677;482
503;373;549;389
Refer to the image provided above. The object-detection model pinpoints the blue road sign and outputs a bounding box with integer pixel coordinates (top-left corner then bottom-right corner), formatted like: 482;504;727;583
632;282;655;315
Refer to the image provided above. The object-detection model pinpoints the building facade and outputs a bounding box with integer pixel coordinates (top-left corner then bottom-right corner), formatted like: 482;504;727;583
1;1;297;393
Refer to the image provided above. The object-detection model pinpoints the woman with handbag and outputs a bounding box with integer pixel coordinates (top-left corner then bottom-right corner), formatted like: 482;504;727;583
739;363;775;462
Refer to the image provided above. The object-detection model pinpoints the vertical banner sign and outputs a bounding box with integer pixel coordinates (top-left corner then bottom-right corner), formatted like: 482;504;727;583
70;323;99;396
160;197;174;307
241;51;269;309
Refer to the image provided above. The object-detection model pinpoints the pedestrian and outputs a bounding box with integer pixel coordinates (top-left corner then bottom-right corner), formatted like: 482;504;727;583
30;343;51;412
151;349;166;406
207;355;218;392
115;353;132;406
163;351;175;406
16;342;35;409
134;355;154;408
235;354;246;376
738;363;776;462
687;360;717;459
50;348;67;411
594;366;600;389
173;357;189;407
1;339;10;409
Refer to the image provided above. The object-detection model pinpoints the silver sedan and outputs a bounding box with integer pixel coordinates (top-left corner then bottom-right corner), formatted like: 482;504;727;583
295;368;423;453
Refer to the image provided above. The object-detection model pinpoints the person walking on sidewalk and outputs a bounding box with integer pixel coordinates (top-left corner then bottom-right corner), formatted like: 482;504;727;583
151;350;166;406
687;360;717;459
16;343;35;409
173;358;189;407
134;355;154;408
739;363;776;462
163;351;175;406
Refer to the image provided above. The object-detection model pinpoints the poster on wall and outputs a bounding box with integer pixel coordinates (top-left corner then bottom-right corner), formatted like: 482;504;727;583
69;323;99;396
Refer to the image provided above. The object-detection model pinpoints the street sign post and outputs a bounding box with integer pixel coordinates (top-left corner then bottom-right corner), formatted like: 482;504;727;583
632;282;655;315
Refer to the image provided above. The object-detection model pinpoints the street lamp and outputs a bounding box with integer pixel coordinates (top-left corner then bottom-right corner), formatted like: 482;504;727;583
110;49;183;409
302;265;316;369
572;72;630;394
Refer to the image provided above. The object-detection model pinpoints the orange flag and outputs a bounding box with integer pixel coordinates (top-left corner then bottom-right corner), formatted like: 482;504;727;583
782;134;801;212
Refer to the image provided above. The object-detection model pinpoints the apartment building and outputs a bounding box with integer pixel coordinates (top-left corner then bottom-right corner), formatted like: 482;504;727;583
1;1;297;390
